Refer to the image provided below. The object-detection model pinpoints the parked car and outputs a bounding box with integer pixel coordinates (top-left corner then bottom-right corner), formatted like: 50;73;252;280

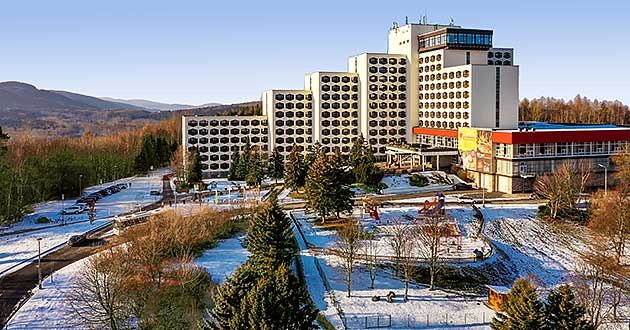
458;196;478;204
117;183;128;189
74;202;89;210
67;234;87;247
62;205;84;215
453;182;472;191
150;190;161;196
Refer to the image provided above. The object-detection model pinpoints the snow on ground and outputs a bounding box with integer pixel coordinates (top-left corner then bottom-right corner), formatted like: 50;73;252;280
381;172;454;195
4;257;91;330
292;208;495;329
294;205;490;262
475;205;589;287
0;169;168;276
195;235;250;285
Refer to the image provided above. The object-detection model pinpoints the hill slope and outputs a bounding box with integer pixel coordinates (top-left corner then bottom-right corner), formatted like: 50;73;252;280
100;97;220;111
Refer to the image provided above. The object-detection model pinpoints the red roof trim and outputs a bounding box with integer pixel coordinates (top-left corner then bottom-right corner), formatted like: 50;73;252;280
493;130;630;144
412;127;458;138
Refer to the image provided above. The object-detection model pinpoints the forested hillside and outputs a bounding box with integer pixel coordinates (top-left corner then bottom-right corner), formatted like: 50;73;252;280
520;95;630;125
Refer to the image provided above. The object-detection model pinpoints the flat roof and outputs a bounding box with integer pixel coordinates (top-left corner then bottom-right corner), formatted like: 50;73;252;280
514;121;625;131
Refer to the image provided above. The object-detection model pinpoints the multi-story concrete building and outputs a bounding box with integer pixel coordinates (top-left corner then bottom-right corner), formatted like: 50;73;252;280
261;89;313;157
183;19;630;192
304;72;360;154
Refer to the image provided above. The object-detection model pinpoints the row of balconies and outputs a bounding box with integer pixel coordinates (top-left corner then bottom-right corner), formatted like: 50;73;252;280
274;93;312;101
369;66;406;74
321;75;359;84
419;120;470;129
420;111;470;120
187;119;266;127
187;128;269;136
368;75;407;83
420;102;470;110
368;102;407;110
188;136;268;146
368;57;406;66
369;111;407;119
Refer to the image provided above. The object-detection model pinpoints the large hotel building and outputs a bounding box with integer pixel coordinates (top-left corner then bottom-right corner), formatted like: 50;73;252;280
183;20;630;193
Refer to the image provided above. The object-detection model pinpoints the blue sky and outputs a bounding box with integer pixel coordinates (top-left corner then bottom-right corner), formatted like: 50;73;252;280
1;0;628;105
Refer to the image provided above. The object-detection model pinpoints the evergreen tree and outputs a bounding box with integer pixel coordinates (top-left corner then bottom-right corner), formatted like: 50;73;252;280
240;266;318;330
284;145;306;191
245;152;264;187
210;263;259;330
304;151;354;222
491;278;548;330
349;135;365;171
247;196;297;270
267;148;284;183
187;147;203;184
545;285;595;330
331;148;354;217
228;150;241;180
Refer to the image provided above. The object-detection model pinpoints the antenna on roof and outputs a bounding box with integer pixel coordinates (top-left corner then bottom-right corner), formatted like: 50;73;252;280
449;17;455;26
392;21;399;29
405;16;408;25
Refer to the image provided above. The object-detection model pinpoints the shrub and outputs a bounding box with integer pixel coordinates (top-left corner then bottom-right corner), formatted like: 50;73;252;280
36;216;51;224
451;165;472;183
409;174;429;187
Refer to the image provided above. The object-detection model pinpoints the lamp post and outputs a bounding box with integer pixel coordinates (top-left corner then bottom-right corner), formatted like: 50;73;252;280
598;163;608;195
37;238;42;289
79;174;83;196
61;194;65;226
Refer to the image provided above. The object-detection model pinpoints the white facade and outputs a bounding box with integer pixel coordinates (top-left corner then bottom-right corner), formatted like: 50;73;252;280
183;21;521;177
304;72;360;154
261;90;313;157
349;53;408;155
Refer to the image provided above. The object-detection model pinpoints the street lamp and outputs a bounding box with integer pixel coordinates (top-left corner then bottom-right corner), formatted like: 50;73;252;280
598;163;608;195
79;174;83;196
37;238;42;289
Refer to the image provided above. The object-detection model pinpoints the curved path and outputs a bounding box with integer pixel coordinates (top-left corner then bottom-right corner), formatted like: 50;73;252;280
0;178;174;326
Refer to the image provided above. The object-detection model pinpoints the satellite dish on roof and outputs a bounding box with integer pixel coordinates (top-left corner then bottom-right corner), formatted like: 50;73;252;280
449;18;455;26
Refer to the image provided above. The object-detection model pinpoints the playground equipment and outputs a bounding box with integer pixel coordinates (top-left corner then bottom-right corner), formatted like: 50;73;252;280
418;192;446;215
362;196;380;221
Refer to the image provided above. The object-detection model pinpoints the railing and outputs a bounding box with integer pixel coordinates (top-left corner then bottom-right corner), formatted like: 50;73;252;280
345;312;491;329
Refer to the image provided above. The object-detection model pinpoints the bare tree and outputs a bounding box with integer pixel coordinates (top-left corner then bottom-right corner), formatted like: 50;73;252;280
385;220;411;277
363;238;380;289
534;162;590;219
399;232;417;301
589;190;630;265
416;209;447;290
334;219;363;297
70;249;132;330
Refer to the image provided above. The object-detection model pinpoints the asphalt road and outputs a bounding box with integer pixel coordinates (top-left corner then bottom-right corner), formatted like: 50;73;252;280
0;178;174;326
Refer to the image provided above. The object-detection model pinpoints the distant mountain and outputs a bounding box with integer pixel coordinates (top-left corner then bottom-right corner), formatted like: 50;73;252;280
100;97;221;112
52;90;147;110
0;81;248;136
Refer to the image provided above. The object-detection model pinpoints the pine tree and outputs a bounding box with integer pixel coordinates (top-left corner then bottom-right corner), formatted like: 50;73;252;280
187;147;203;184
238;141;252;180
245;152;264;187
304;152;335;221
267;148;284;183
247;196;297;270
284;144;306;191
228;150;241;180
210;263;259;330
491;278;548;330
240;266;318;330
349;135;365;171
545;285;595;330
331;148;354;217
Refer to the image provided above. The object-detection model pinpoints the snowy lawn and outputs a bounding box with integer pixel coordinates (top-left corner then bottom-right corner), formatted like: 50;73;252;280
380;172;455;195
4;257;91;330
0;169;168;276
195;235;250;285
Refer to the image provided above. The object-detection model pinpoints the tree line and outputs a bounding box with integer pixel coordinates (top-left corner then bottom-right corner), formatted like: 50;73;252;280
0;121;179;225
520;95;630;125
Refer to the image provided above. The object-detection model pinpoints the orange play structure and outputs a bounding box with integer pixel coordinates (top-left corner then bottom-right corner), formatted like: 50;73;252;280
362;196;380;221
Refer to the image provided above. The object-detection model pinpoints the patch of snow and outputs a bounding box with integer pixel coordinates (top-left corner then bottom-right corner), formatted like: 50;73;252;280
4;257;91;330
195;236;250;285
